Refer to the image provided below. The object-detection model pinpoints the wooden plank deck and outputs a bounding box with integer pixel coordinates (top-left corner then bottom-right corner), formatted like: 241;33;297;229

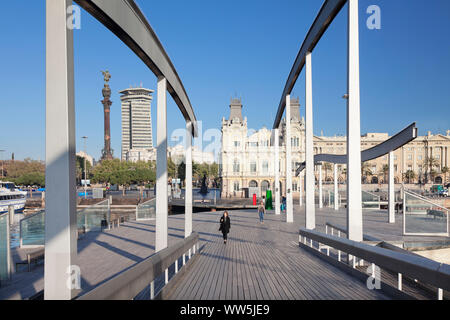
2;204;444;300
167;209;389;300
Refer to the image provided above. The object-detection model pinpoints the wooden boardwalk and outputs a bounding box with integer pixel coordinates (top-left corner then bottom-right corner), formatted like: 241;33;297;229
2;204;444;300
167;209;388;300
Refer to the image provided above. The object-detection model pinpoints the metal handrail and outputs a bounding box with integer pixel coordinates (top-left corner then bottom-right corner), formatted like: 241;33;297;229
76;232;200;300
299;228;450;298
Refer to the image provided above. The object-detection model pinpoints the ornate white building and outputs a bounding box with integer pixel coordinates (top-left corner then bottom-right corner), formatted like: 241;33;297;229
220;98;305;198
220;98;450;198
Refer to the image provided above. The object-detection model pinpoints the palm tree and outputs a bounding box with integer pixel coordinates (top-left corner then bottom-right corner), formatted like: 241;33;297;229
379;164;389;184
424;157;440;183
361;162;372;184
441;166;449;184
404;170;416;184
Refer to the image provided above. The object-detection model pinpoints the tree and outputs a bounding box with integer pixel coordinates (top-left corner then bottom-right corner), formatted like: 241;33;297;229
379;164;389;183
424;157;440;183
76;155;92;183
168;158;177;179
177;161;186;185
441;166;449;184
404;170;416;184
361;162;372;184
15;172;45;187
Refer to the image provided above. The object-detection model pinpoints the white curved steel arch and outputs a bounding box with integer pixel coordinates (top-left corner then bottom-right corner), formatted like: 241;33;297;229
75;0;198;135
273;0;346;129
295;123;418;175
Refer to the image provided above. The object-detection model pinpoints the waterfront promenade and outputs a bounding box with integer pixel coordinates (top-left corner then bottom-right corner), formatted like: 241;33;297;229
1;206;448;300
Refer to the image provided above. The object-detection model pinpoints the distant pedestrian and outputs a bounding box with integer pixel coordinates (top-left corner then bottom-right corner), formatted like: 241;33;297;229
281;196;286;213
258;201;265;224
219;211;231;244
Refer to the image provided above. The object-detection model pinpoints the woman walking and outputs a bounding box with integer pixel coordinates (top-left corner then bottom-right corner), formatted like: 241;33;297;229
258;200;265;224
219;211;231;244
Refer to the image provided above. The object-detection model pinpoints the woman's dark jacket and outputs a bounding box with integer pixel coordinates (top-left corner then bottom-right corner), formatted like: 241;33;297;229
219;216;231;234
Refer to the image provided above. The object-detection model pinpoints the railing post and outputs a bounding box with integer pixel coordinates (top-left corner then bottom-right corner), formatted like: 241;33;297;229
305;51;315;229
8;205;14;226
285;95;293;223
299;171;303;206
165;269;168;285
156;76;168;252
318;163;323;209
107;197;111;230
334;163;339;210
398;273;402;291
185;121;193;238
346;0;363;242
44;0;77;300
150;281;155;299
438;288;443;300
175;259;178;274
183;253;186;266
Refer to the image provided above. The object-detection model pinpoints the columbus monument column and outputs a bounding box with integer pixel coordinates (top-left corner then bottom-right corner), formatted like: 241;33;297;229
101;70;114;160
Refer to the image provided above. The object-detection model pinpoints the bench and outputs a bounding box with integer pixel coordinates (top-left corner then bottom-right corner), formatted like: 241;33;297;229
14;248;45;272
427;209;446;219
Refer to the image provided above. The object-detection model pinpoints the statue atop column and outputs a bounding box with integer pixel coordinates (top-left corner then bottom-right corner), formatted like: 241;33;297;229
101;70;114;160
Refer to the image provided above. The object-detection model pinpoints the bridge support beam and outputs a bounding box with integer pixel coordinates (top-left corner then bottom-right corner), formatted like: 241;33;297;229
318;163;323;209
185;121;193;237
299;171;303;206
285;96;293;223
44;0;77;300
388;151;395;223
156;76;168;251
305;52;315;229
274;129;280;215
334;163;339;211
346;0;363;242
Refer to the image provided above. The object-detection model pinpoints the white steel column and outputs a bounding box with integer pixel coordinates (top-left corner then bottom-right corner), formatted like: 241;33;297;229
44;0;77;300
185;121;193;237
274;129;280;215
299;172;303;206
285;96;293;223
388;151;395;223
305;51;315;229
347;0;363;241
334;163;339;211
318;164;323;209
156;76;168;251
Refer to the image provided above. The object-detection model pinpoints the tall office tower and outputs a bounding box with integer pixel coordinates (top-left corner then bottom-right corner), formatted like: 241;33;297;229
120;87;154;161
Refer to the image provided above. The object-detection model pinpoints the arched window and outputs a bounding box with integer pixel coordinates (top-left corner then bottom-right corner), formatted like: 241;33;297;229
249;180;258;187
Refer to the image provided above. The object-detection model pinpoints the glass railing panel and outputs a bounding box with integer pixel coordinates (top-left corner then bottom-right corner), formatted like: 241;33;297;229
77;199;109;232
0;213;10;281
404;191;448;236
136;198;156;221
362;191;380;209
20;210;45;247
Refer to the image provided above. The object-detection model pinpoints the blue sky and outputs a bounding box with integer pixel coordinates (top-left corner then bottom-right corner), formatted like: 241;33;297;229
0;0;449;161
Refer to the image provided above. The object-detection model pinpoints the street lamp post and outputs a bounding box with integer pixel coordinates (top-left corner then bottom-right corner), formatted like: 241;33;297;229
82;136;88;200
